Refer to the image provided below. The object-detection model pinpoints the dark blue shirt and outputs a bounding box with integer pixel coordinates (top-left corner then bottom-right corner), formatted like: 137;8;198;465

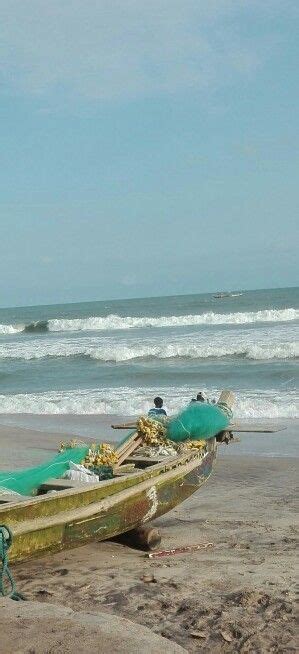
148;407;167;417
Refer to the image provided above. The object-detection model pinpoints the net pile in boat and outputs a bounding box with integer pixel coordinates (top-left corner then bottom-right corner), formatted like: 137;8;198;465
166;402;230;442
0;447;89;496
136;416;207;456
60;441;118;468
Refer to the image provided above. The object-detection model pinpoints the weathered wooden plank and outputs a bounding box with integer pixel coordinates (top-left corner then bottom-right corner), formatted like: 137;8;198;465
125;455;169;468
117;434;143;465
116;430;139;453
41;465;137;490
0;493;31;504
39;478;89;492
113;463;136;474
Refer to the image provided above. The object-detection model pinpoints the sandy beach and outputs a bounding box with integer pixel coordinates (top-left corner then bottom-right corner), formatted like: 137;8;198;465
0;418;297;653
1;1;298;649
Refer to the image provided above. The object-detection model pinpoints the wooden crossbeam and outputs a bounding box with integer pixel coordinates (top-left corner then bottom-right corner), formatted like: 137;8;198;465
229;423;286;433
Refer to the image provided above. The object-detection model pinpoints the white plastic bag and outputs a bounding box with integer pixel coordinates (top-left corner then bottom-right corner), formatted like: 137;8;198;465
63;461;98;484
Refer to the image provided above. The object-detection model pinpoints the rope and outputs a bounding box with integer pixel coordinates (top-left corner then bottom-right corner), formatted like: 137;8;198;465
0;525;26;601
177;419;191;437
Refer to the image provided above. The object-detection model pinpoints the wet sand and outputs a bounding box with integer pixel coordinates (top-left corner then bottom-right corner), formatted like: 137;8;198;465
0;415;131;470
0;414;298;469
0;418;297;653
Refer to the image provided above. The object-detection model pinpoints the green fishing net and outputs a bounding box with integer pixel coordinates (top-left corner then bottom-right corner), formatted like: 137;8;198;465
0;404;231;497
166;402;230;442
0;447;89;496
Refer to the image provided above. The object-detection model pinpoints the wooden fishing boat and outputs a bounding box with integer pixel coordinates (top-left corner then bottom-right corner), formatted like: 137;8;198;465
0;391;283;563
0;439;216;563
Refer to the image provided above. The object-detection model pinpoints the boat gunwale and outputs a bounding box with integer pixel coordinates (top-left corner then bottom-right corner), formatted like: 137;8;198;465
0;446;215;524
12;449;215;536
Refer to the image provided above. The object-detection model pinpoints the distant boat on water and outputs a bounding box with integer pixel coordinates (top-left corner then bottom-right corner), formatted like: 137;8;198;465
213;293;230;299
213;292;243;299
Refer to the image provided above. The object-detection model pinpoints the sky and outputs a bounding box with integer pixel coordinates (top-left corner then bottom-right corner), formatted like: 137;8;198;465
0;0;298;307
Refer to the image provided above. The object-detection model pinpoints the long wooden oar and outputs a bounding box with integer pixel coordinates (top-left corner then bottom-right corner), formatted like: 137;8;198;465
111;422;137;430
229;423;286;433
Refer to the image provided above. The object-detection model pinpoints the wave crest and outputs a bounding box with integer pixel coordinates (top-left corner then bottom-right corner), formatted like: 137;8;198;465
0;387;297;419
1;307;298;336
1;335;297;361
48;308;299;331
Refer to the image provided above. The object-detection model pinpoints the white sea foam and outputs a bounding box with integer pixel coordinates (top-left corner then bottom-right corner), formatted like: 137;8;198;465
0;308;298;336
0;387;297;418
48;308;299;331
0;323;24;335
1;331;297;361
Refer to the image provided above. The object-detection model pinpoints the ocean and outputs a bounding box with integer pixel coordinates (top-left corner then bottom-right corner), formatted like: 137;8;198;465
0;287;298;425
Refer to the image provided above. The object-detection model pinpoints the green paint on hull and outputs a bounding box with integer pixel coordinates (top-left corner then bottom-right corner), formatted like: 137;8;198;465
1;446;216;563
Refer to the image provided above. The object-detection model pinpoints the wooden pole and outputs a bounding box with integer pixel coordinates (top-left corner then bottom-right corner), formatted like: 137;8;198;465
217;390;235;409
116;434;143;466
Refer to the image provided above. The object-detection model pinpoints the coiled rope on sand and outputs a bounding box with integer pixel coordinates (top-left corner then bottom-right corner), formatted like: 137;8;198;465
0;525;26;601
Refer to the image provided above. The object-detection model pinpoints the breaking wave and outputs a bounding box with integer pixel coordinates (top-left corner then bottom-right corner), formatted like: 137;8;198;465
0;387;297;418
0;320;49;335
1;334;297;361
47;308;299;331
0;323;24;335
0;307;298;335
24;320;49;333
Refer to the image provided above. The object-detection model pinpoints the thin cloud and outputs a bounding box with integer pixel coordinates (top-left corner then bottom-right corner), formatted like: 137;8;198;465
0;1;294;104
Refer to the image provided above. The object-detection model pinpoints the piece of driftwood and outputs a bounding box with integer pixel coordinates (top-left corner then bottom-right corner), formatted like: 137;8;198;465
117;526;161;551
147;542;213;558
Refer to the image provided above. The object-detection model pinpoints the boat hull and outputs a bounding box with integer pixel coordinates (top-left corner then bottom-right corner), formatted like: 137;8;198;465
1;445;216;563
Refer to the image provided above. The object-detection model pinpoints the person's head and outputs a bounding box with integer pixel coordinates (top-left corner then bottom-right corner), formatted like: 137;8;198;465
196;392;205;402
154;396;163;408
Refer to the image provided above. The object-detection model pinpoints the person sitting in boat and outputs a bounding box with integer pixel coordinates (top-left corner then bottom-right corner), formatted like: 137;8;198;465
148;397;167;417
191;391;205;403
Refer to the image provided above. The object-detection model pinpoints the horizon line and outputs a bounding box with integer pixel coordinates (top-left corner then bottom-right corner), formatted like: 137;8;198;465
0;284;298;312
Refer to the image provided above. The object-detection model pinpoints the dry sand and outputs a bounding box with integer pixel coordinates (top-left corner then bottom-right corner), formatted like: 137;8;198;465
0;598;188;654
0;430;297;653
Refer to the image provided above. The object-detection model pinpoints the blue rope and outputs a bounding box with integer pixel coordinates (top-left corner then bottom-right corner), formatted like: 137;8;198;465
0;525;26;601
